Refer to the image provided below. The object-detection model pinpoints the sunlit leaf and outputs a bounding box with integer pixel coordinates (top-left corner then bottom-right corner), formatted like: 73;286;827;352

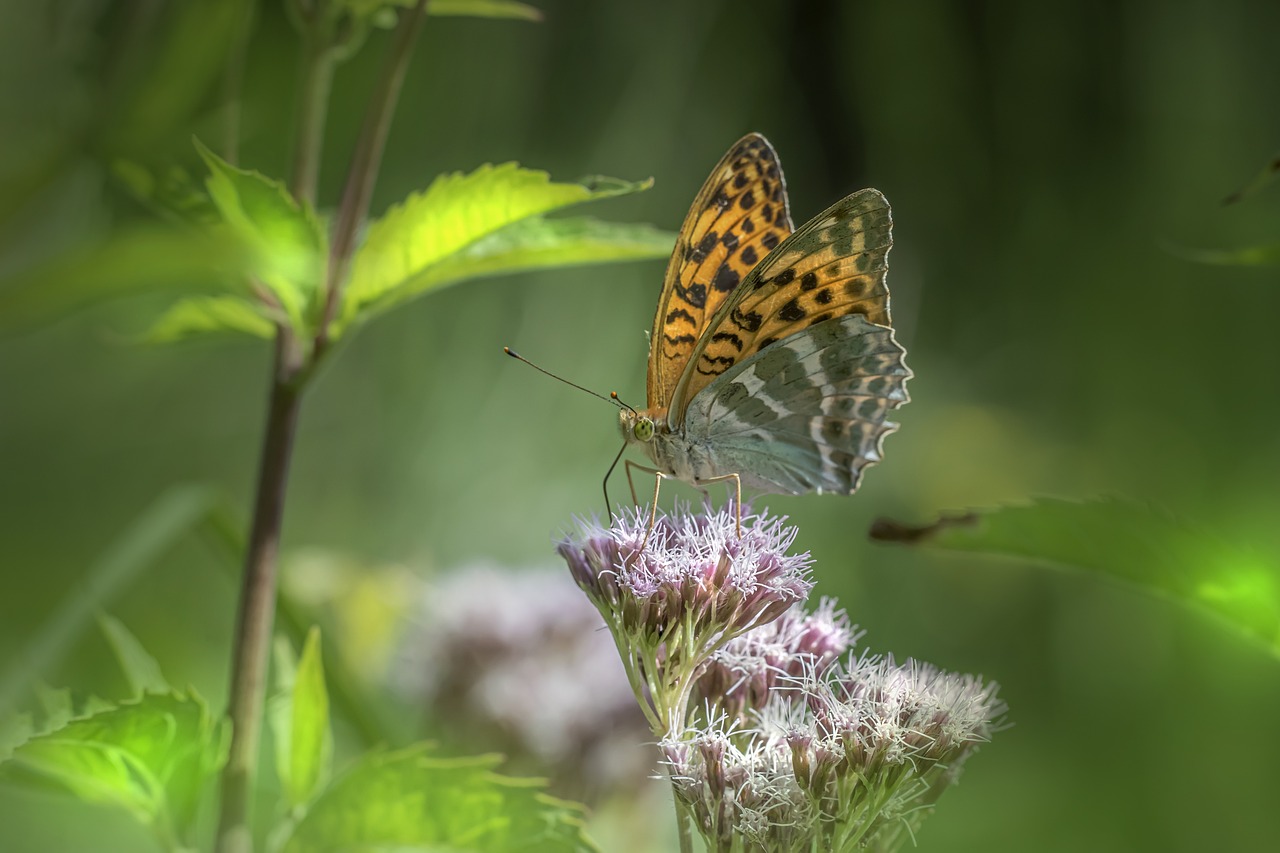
340;163;654;333
871;498;1280;656
97;616;169;697
139;295;275;343
0;692;228;840
281;744;597;853
276;627;331;809
0;226;251;334
195;139;327;334
354;215;674;323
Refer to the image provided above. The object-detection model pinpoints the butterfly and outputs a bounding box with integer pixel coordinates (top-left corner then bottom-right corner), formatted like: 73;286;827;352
615;133;911;528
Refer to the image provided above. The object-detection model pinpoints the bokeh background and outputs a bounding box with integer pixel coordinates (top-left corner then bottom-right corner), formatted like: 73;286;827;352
3;0;1280;850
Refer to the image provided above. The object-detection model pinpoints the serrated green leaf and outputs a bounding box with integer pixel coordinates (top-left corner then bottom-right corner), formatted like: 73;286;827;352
97;615;169;696
281;744;597;853
871;498;1280;656
195;138;327;334
282;627;331;808
35;685;74;732
355;215;674;323
0;692;228;841
0;713;35;760
0;226;252;334
139;295;275;343
431;0;543;20
340;163;654;333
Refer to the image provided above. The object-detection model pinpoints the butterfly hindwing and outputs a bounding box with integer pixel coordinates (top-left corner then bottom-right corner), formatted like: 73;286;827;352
648;134;794;412
682;314;911;494
669;188;893;425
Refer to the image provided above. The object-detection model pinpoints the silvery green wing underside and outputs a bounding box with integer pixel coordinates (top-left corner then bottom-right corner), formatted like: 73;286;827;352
680;314;911;495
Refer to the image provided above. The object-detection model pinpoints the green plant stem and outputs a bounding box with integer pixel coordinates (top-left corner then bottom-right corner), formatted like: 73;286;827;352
215;333;306;853
291;38;338;204
314;0;430;359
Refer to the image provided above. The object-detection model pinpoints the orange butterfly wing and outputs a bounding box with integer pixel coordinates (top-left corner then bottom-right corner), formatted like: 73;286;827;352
668;188;895;425
647;134;793;413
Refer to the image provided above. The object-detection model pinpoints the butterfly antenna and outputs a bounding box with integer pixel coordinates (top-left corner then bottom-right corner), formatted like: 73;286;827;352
610;391;638;416
503;347;623;409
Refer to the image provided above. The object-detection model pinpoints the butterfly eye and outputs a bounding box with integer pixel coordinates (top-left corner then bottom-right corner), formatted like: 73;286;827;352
633;418;655;441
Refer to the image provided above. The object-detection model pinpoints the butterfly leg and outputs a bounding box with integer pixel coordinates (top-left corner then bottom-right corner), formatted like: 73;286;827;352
623;460;665;549
695;472;743;537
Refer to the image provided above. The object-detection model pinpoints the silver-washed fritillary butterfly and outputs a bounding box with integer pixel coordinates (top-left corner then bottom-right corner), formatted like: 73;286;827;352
617;133;911;524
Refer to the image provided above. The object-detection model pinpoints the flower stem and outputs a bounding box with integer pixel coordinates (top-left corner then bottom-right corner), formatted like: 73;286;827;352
314;0;430;358
214;333;305;853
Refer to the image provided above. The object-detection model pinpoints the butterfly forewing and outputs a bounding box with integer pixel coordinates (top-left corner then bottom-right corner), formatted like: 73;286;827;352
648;133;793;412
683;314;910;494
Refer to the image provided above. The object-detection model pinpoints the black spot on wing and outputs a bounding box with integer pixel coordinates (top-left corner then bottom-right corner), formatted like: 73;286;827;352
711;331;744;351
814;288;833;305
772;268;795;286
740;246;758;266
740;190;756;209
731;307;763;332
800;272;819;291
712;263;740;293
676;282;707;309
722;231;739;250
778;298;806;322
761;231;779;250
741;217;755;233
689;231;719;264
666;307;695;324
664;333;696;346
756;336;778;350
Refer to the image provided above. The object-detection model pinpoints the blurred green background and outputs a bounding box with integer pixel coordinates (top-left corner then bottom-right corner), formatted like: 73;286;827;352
3;0;1280;850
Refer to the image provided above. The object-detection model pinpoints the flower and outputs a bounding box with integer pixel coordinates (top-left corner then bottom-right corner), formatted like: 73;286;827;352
695;598;861;721
393;563;650;800
557;502;813;734
662;649;1007;852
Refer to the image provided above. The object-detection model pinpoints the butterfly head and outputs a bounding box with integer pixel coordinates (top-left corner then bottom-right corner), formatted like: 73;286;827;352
618;409;658;445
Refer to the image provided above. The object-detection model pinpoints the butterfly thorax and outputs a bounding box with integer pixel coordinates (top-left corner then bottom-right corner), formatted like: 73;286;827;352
618;407;720;486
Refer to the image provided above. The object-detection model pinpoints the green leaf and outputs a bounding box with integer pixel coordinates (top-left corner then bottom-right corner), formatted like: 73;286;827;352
97;615;170;697
282;744;597;853
355;215;674;323
0;692;228;842
871;498;1280;656
430;0;543;20
275;627;332;808
139;294;276;343
0;226;252;334
195;138;327;334
340;163;654;333
0;713;34;761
